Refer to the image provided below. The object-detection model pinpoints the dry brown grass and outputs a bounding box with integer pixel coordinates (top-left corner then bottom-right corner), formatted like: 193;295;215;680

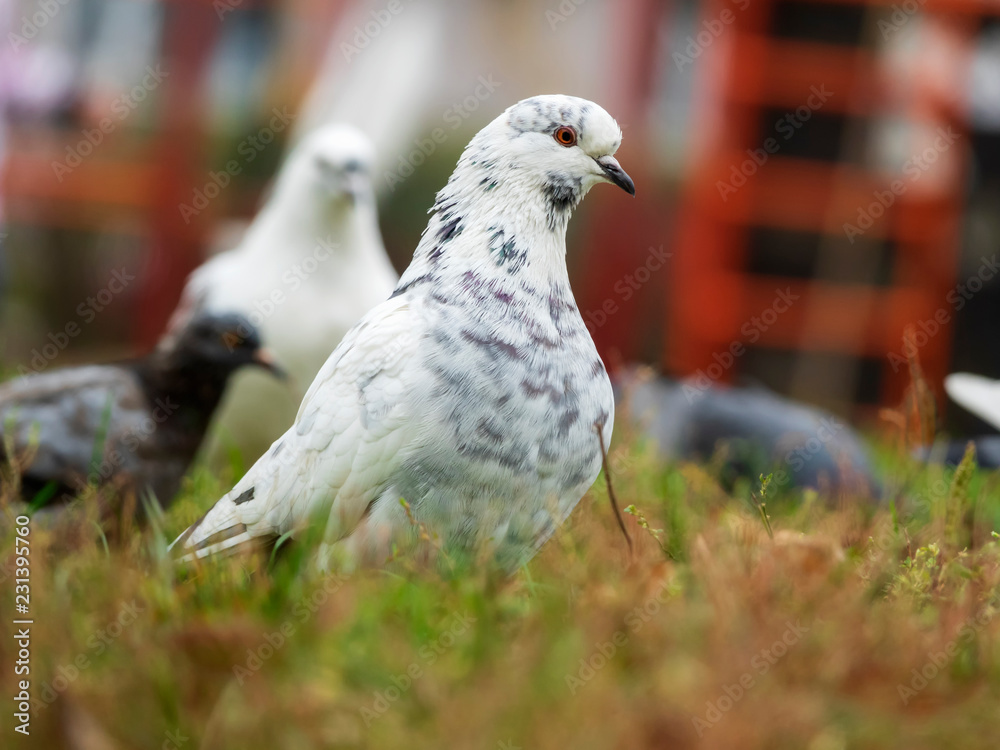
2;437;999;749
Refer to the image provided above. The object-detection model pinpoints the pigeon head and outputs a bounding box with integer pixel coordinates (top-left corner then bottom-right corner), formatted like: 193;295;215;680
498;95;634;198
166;313;286;380
393;96;633;290
285;124;376;204
429;95;633;243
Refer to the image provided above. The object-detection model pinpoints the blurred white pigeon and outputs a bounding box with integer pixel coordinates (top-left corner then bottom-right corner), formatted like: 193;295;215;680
945;372;1000;430
170;124;398;462
173;95;635;571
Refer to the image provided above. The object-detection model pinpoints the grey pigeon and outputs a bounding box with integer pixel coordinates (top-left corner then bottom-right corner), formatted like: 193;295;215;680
620;370;881;498
918;436;1000;469
915;373;1000;469
0;313;284;517
173;95;635;571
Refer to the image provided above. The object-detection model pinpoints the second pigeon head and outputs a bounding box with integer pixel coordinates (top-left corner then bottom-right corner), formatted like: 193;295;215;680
283;123;377;206
162;312;286;382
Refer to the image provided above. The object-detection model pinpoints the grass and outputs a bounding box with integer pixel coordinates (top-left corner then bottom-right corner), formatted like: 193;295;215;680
1;432;999;749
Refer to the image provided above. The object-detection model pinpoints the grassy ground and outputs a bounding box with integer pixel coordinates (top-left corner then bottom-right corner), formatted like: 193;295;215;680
1;431;999;750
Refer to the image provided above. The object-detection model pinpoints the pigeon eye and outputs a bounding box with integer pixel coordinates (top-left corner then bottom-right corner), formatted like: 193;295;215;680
221;332;242;351
554;126;577;147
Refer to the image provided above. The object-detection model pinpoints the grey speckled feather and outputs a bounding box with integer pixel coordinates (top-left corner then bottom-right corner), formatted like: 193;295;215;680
174;95;635;571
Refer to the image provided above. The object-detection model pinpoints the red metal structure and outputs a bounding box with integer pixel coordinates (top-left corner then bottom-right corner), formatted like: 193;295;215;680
3;0;995;415
666;0;990;412
2;0;350;350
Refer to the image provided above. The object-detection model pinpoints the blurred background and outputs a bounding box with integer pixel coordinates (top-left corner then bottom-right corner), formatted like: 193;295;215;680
1;0;998;433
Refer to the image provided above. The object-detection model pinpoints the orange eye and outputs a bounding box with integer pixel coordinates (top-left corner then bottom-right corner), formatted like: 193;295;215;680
554;126;577;147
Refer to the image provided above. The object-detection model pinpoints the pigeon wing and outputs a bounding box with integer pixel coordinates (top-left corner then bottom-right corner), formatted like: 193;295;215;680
0;366;149;497
172;295;422;558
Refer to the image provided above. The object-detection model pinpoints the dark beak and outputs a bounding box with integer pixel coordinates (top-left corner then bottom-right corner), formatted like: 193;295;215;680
252;348;288;381
596;155;636;196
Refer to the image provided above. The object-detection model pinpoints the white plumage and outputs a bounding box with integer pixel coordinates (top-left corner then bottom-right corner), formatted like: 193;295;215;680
173;95;634;571
945;372;1000;430
170;124;398;460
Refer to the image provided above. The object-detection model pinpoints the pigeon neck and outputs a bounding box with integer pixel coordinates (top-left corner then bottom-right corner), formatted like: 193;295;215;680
337;194;385;258
401;164;580;291
252;190;381;262
132;354;233;430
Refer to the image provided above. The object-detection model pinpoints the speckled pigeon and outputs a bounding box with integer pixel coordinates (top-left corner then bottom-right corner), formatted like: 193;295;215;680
173;95;635;571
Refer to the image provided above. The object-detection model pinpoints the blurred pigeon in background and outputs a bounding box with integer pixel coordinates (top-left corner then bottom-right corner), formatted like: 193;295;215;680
619;369;881;498
292;0;450;173
921;372;1000;469
945;372;1000;430
290;0;626;179
0;313;283;520
170;124;398;463
173;95;634;570
919;436;1000;469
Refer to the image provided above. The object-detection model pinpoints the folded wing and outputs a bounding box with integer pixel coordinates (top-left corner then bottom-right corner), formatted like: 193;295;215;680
172;296;421;559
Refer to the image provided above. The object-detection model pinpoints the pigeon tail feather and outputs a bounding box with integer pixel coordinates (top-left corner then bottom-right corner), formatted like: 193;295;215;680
170;486;276;561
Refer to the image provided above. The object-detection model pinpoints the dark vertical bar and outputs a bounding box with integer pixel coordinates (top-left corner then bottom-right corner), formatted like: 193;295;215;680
136;0;222;346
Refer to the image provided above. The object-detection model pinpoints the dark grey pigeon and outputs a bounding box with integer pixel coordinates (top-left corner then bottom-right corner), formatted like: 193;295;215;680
918;437;1000;469
618;370;881;499
0;313;284;518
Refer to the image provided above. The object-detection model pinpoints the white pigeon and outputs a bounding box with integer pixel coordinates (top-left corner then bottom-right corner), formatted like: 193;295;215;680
170;124;398;461
172;95;635;571
945;373;1000;430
